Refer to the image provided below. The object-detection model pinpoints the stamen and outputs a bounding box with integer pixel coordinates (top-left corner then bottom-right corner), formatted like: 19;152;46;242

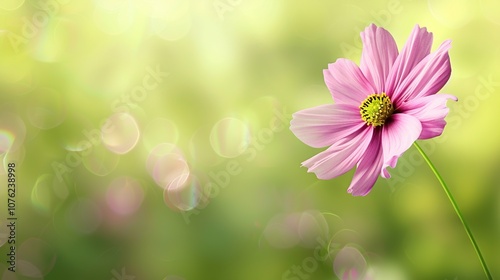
359;93;394;126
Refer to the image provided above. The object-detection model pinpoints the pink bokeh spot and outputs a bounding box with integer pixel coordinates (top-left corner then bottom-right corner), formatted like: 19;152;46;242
106;177;144;216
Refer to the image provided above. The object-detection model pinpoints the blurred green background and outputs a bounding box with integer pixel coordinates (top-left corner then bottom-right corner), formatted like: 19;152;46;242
0;0;499;279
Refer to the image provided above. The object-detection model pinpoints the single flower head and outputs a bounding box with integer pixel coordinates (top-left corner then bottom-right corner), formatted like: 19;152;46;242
290;24;457;196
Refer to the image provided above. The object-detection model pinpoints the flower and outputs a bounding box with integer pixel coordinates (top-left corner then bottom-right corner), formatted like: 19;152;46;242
290;24;457;196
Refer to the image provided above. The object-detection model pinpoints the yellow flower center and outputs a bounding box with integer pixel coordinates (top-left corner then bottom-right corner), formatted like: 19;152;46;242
359;93;394;126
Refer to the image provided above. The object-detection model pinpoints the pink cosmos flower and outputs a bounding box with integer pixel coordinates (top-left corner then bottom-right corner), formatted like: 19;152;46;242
290;24;457;196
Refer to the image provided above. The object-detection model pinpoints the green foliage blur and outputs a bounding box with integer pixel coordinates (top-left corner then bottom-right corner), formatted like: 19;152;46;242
0;0;499;279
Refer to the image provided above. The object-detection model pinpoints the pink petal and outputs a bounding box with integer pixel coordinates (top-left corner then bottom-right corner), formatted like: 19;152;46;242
347;130;383;196
386;25;433;100
359;24;399;94
392;40;452;106
302;126;372;180
398;94;457;139
380;114;422;178
324;59;374;106
290;104;365;148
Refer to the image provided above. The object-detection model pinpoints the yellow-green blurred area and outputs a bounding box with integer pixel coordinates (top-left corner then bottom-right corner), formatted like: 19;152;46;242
0;0;499;279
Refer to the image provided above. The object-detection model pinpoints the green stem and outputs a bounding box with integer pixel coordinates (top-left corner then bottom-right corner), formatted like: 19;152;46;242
413;142;492;280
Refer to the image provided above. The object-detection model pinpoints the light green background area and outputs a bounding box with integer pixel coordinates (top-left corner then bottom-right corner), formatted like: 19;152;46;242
0;0;499;279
